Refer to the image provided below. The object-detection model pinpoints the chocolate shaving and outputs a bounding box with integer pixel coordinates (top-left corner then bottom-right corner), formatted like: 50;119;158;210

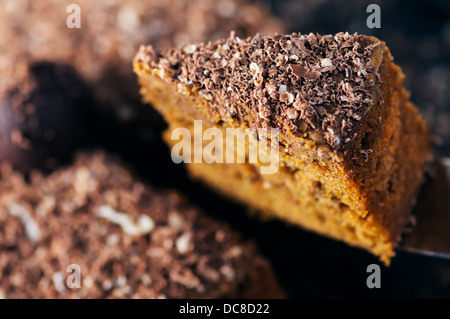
305;70;321;80
288;64;308;79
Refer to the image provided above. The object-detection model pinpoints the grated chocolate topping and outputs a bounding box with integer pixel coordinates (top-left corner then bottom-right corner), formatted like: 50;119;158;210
136;32;383;150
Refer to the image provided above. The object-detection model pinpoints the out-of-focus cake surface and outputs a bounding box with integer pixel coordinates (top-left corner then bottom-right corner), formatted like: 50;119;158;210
134;32;432;264
0;0;284;172
0;0;284;120
0;151;283;298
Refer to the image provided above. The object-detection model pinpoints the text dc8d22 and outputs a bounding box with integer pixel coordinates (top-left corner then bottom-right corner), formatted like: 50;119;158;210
179;303;270;316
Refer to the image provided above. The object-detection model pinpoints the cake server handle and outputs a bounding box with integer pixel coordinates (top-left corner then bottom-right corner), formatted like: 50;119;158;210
399;158;450;259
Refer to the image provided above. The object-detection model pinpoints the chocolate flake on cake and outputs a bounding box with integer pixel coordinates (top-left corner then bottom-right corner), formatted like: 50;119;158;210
137;32;381;150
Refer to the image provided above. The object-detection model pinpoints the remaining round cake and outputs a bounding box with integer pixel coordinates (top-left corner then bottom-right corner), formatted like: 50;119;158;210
0;151;283;298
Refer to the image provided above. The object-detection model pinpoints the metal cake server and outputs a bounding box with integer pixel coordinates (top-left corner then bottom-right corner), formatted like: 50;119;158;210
400;158;450;259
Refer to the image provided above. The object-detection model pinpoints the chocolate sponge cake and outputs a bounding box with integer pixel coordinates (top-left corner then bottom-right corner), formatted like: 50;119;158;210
134;32;432;264
0;151;283;298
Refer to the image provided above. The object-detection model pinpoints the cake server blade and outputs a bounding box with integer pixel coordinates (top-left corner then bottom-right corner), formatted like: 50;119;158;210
399;158;450;259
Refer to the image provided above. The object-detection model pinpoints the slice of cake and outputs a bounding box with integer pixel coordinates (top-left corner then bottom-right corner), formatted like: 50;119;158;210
134;32;432;264
0;151;283;298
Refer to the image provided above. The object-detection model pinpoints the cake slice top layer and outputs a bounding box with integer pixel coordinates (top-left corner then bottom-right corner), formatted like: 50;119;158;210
135;32;384;151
